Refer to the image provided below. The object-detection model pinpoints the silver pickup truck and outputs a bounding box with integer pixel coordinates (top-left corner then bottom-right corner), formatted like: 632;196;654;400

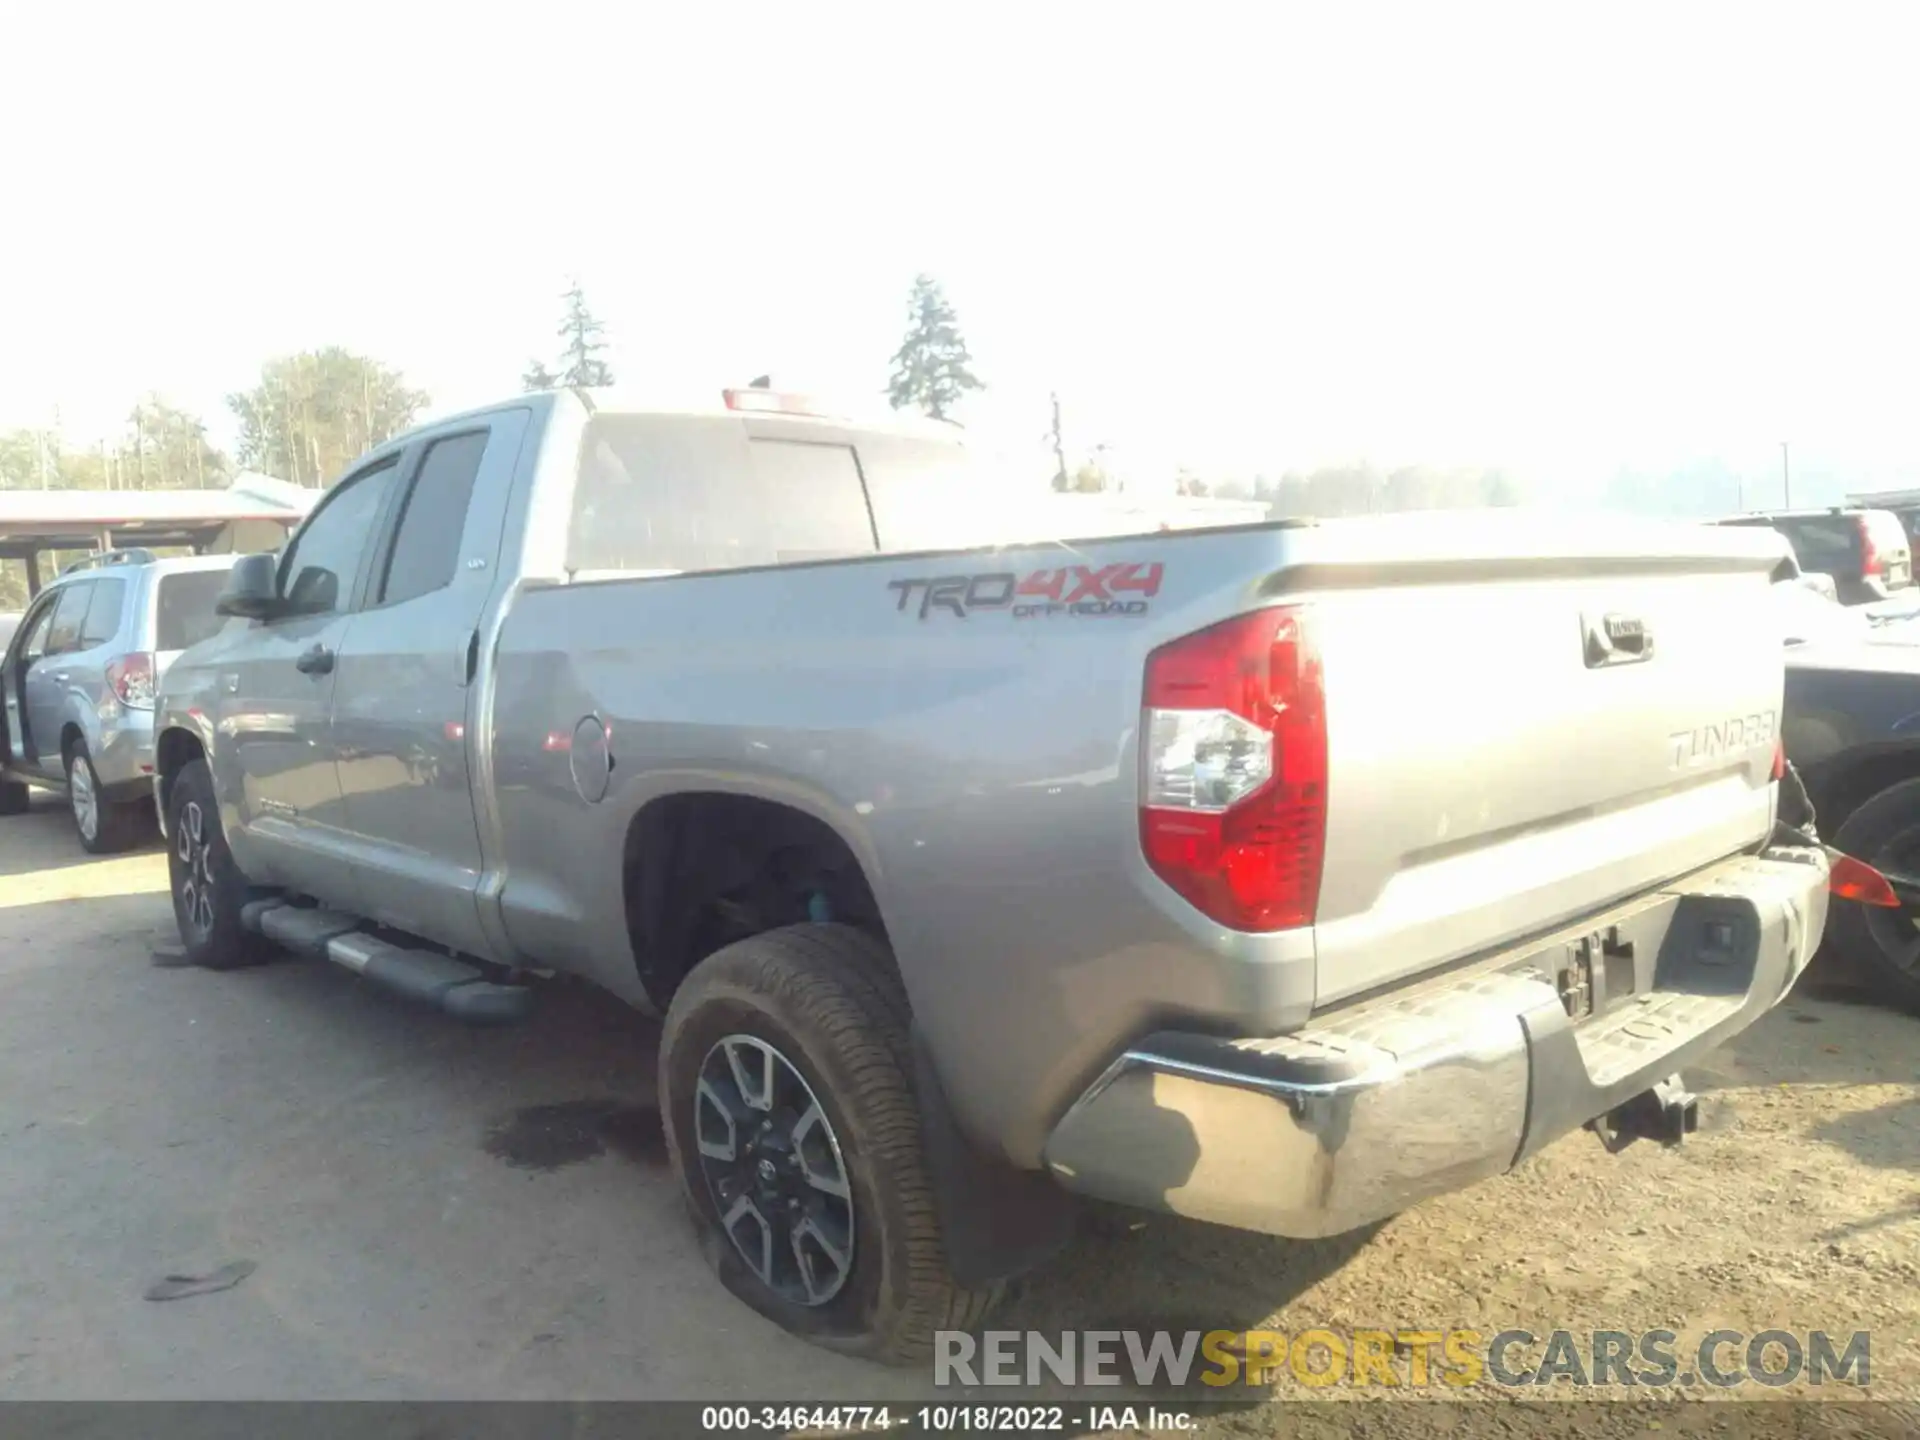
155;386;1840;1363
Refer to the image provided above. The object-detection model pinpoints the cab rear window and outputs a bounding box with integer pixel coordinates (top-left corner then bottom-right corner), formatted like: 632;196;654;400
568;417;877;575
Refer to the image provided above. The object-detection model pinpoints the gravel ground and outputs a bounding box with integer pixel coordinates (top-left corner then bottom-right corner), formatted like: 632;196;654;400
0;794;1915;1433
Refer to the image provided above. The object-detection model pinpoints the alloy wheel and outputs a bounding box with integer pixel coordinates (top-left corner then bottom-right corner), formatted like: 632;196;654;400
694;1033;855;1307
176;799;217;938
69;757;97;842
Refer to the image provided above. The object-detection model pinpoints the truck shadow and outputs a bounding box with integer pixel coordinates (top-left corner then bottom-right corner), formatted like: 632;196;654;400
131;939;1375;1395
999;1210;1381;1402
1687;953;1920;1195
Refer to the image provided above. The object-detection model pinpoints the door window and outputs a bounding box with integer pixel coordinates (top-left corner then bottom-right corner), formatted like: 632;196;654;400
44;582;94;656
379;430;489;606
79;577;128;649
14;598;58;666
279;459;401;616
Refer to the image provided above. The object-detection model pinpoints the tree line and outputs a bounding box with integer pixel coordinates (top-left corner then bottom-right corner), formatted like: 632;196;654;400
0;282;621;504
882;276;1525;515
0;271;1534;613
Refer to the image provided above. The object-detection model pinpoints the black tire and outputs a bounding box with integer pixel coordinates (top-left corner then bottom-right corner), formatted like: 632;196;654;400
1827;777;1920;1015
64;740;148;855
659;923;1001;1364
166;759;269;971
0;779;28;816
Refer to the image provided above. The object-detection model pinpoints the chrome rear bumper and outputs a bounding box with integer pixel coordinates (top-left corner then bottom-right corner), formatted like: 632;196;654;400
1042;843;1830;1238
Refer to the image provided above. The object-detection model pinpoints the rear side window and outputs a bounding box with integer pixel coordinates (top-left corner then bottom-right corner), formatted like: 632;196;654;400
567;418;877;575
155;570;232;651
380;430;490;606
79;577;127;648
45;582;93;655
1773;516;1860;573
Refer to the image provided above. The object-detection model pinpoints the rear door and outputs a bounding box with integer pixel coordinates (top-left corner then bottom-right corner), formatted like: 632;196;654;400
330;412;527;956
70;575;128;718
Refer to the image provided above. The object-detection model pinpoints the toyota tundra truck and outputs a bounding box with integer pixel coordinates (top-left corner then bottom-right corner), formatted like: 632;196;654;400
154;385;1844;1363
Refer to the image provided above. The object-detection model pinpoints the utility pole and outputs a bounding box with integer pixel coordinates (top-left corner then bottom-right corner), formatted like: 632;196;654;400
1048;392;1069;492
1782;441;1791;508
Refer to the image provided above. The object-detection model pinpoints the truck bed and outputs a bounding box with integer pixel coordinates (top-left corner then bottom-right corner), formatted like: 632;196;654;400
482;509;1787;1164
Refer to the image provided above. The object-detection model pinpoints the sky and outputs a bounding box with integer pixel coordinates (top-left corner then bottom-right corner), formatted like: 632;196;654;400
5;3;1920;507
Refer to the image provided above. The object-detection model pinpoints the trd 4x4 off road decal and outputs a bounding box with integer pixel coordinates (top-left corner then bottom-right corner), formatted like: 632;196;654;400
889;562;1164;620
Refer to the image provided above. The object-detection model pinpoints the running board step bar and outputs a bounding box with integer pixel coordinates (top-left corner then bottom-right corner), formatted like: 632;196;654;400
242;902;532;1026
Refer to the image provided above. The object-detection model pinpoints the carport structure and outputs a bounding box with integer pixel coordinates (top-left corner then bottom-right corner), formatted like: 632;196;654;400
0;473;315;598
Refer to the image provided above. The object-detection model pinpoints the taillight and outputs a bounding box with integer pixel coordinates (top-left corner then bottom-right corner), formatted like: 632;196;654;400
107;652;156;709
1139;606;1327;931
1859;518;1881;579
1830;853;1900;907
1772;740;1786;782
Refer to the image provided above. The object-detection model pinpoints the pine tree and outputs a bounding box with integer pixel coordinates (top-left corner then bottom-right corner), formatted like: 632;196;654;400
558;281;614;387
522;359;559;392
886;274;983;420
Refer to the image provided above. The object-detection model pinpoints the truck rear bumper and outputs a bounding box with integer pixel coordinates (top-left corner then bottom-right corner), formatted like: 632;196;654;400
1041;842;1830;1239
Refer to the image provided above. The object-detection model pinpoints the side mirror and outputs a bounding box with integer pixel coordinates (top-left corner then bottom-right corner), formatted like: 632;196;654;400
215;552;284;620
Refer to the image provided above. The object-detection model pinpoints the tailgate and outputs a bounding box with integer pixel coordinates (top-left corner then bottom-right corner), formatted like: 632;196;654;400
1306;515;1784;1005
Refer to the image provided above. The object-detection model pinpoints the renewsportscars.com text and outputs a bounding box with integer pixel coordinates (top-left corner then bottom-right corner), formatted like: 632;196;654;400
935;1328;1871;1389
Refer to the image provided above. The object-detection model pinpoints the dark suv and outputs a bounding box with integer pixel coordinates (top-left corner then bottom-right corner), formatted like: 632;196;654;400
1717;507;1914;606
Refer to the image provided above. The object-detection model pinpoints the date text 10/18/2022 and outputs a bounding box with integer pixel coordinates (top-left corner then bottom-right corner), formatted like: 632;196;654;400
699;1406;1191;1433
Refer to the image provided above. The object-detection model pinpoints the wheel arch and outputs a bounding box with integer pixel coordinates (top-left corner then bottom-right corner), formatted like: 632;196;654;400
617;786;894;1012
154;725;208;823
1807;740;1920;837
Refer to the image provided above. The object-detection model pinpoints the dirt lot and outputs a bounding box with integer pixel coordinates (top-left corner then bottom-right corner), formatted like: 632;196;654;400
1;795;1916;1426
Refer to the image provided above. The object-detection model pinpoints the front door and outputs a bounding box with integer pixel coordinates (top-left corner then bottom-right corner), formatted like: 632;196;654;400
3;591;62;773
215;456;402;905
22;581;94;779
331;413;526;958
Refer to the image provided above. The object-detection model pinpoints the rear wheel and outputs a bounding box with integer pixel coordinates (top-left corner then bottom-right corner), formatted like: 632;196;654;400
65;740;147;854
167;759;268;970
1827;777;1920;1015
660;923;1001;1364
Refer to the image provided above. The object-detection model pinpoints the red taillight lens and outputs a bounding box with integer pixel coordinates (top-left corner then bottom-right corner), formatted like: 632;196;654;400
107;652;156;709
1830;853;1900;907
1860;518;1881;578
1140;606;1327;931
1772;740;1786;782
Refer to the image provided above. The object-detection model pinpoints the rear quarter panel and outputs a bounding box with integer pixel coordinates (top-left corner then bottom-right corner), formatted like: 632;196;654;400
487;533;1321;1167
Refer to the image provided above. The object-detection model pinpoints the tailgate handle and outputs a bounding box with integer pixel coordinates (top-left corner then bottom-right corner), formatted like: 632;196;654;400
1583;612;1653;668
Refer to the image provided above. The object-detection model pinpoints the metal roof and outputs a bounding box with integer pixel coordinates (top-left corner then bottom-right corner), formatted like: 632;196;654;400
0;473;314;556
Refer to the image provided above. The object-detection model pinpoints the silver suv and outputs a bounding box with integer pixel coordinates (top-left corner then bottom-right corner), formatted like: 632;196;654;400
0;550;235;852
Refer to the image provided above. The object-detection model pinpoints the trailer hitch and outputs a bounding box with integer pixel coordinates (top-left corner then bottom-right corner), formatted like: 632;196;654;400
1591;1074;1699;1153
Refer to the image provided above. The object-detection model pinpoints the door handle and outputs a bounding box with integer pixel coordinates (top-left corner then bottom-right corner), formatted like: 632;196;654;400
52;672;68;683
296;644;335;676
